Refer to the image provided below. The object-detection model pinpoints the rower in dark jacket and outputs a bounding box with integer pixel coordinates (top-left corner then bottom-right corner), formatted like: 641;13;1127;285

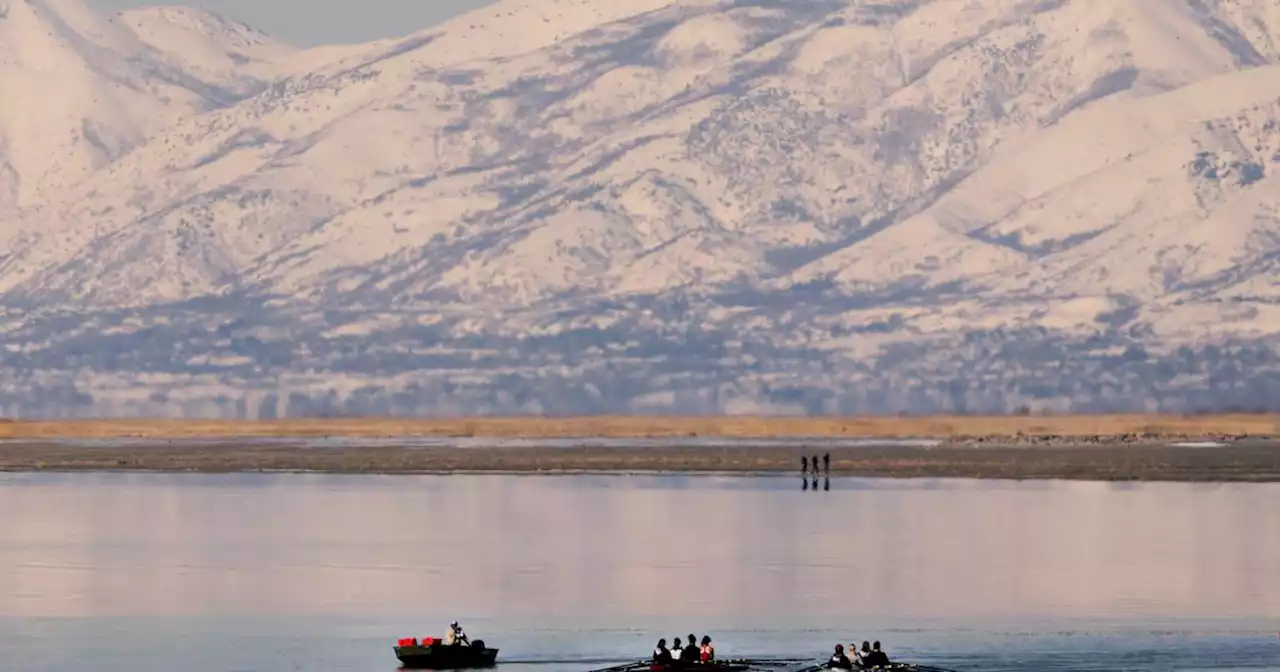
858;642;872;666
653;639;672;664
681;635;700;662
827;644;853;670
863;641;890;667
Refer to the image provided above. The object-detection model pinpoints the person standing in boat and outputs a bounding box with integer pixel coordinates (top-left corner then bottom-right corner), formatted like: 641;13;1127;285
699;635;715;662
444;621;469;646
681;635;700;662
654;639;672;664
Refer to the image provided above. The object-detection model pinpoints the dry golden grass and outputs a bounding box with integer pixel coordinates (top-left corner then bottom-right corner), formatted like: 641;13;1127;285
0;414;1278;440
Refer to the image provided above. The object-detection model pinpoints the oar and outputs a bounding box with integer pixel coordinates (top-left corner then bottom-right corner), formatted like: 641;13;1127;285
786;661;950;672
580;660;649;672
733;659;814;667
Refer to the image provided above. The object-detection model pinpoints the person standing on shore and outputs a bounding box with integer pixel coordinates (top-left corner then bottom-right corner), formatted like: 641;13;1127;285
802;455;809;474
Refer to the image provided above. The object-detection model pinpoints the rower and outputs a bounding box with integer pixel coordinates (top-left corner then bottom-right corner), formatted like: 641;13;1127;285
699;635;714;662
444;621;469;646
681;635;699;662
827;644;852;670
654;639;672;665
671;635;684;661
865;642;889;667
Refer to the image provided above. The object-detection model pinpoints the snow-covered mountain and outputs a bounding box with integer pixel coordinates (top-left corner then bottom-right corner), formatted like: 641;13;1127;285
3;0;1280;417
0;0;290;209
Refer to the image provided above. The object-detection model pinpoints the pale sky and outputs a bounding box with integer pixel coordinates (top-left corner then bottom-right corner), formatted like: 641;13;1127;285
89;0;501;46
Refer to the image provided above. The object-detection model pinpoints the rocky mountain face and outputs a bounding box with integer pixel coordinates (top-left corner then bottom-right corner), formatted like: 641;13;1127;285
3;0;1280;417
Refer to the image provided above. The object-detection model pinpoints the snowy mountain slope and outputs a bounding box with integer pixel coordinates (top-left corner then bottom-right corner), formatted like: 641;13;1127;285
4;0;1280;415
116;5;293;82
781;61;1280;336
0;0;291;209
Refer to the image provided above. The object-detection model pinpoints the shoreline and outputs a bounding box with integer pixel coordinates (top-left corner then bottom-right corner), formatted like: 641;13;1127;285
2;439;1279;482
2;414;1280;441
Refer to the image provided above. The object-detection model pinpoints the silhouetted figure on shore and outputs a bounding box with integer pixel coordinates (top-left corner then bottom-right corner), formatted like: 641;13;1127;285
823;452;830;474
802;455;809;475
812;454;819;473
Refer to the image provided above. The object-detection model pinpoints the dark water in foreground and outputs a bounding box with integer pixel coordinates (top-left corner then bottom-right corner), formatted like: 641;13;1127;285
0;474;1277;671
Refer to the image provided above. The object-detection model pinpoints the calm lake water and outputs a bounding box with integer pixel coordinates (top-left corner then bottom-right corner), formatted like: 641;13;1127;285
1;473;1277;672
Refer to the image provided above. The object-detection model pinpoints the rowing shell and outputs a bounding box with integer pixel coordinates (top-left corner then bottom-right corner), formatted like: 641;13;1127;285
582;659;958;672
651;664;749;672
790;664;959;672
586;660;800;672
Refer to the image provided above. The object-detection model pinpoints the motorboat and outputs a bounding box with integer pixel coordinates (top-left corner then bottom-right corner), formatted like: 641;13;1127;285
395;637;499;669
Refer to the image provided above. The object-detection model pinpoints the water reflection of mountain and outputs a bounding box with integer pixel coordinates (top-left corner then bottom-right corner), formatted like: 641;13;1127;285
0;475;1277;621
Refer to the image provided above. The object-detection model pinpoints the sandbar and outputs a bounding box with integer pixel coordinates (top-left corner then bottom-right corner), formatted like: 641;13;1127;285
2;435;1279;481
3;415;1280;481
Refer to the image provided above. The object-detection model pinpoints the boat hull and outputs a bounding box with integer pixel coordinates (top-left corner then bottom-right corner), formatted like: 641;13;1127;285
395;643;499;669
